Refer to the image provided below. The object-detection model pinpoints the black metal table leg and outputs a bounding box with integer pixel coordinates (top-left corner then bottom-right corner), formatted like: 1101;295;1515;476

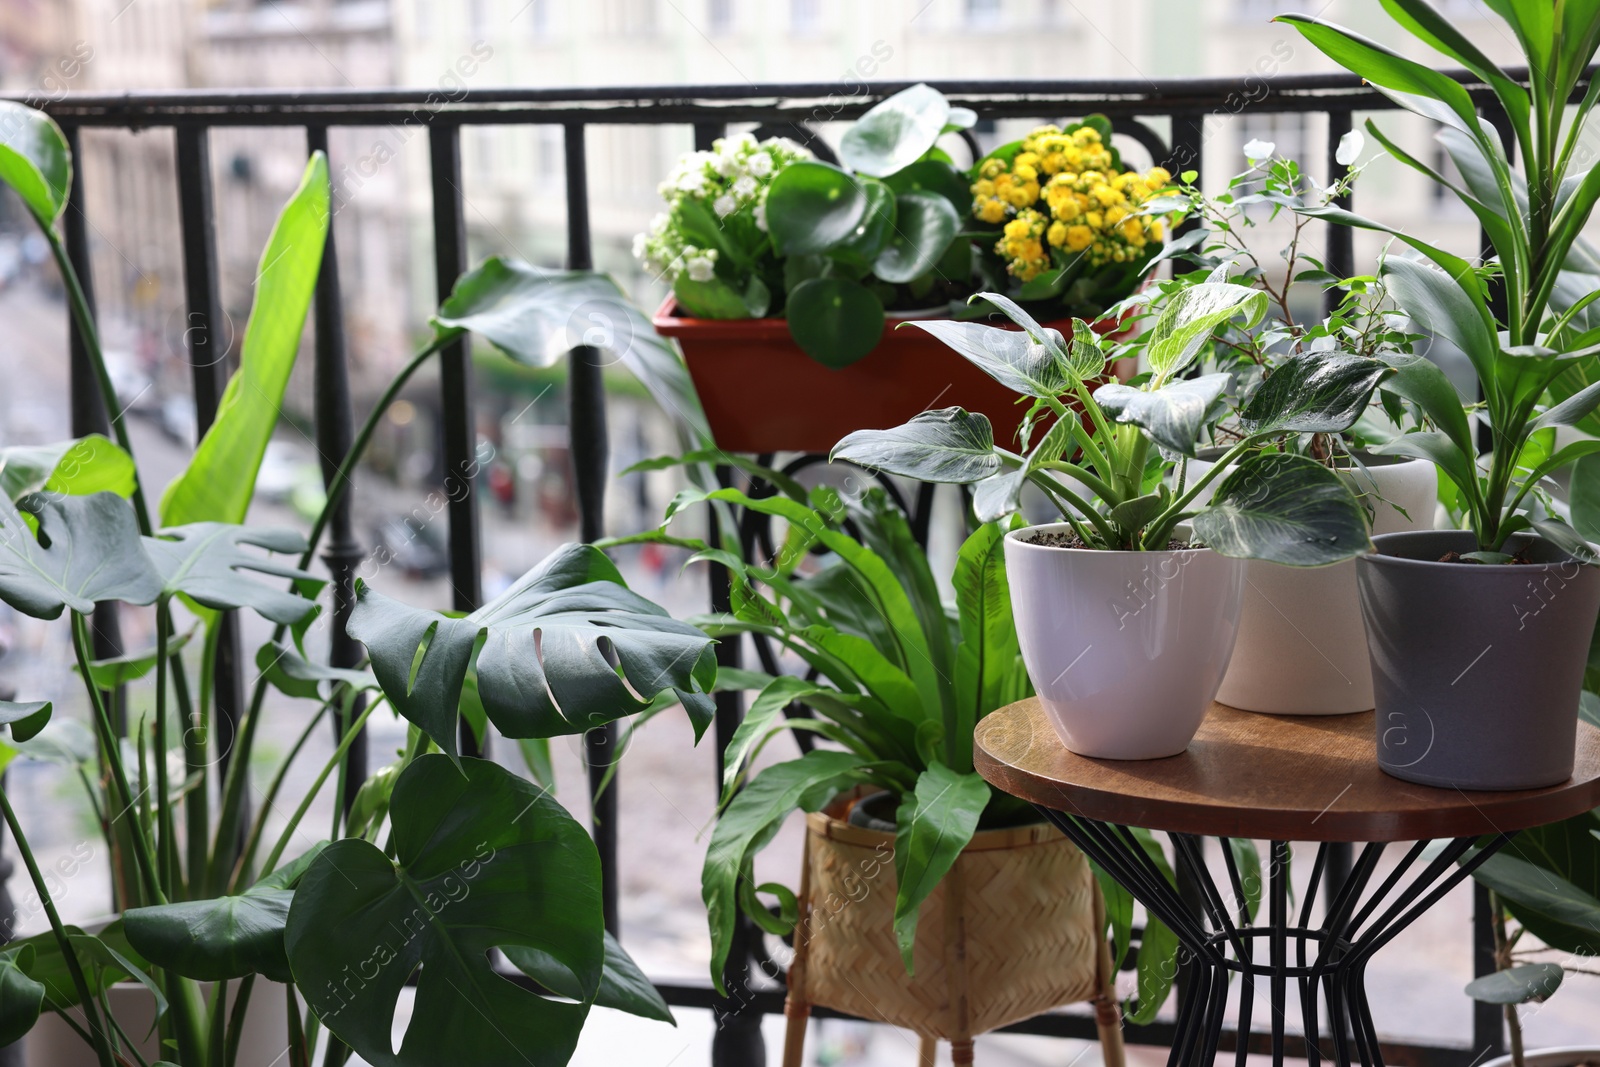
1033;805;1512;1067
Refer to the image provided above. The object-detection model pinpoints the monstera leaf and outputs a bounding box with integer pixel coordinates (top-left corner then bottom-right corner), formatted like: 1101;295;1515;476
124;843;327;984
431;256;709;443
0;492;161;619
143;523;320;624
348;543;715;758
0;945;43;1045
285;756;606;1067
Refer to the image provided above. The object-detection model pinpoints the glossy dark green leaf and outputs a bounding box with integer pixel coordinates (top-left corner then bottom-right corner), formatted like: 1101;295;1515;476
951;522;1018;755
1376;430;1481;500
255;642;375;702
703;750;872;990
1192;452;1373;566
161;153;329;527
84;629;196;690
785;277;884;367
287;756;604;1067
1379;353;1475;454
0;699;50;744
875;191;960;284
839;83;950;178
1573;453;1600;542
1126;915;1179;1025
831;408;1000;484
349;543;716;759
0;945;43;1045
1475;811;1600;956
893;764;989;972
143;524;319;624
1465;962;1564;1005
507;932;673;1025
765;161;869;255
902;304;1071;397
1094;374;1230;458
124;842;327;983
1239;352;1394;436
0;435;135;503
672;273;756;319
837;177;897;263
0;492;161;619
16;921;145;1011
1382;256;1497;385
883;159;970;215
0;101;70;225
432;256;710;442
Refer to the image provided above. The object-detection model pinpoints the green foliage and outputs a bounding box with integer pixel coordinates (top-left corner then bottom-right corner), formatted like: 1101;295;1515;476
160;153;330;528
0;435;135;502
0;101;70;226
0;492;161;619
833;292;1385;557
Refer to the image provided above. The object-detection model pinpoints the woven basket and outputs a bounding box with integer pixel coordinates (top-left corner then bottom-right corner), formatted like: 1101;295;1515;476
782;793;1121;1066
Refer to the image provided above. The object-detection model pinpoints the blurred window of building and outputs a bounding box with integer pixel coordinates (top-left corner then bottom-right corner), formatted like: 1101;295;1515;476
707;0;734;35
965;0;1003;31
790;0;821;36
605;0;659;35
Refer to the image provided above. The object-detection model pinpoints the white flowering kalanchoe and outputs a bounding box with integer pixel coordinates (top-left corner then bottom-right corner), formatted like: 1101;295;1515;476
634;132;811;284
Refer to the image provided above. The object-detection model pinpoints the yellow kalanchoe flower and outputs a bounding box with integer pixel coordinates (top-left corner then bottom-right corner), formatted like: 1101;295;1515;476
974;121;1176;279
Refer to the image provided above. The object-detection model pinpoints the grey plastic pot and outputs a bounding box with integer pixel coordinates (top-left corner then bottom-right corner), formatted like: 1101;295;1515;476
1356;530;1600;791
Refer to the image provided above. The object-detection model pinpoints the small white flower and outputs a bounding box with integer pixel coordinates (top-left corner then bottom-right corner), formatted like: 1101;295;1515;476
747;152;773;177
632;233;647;258
754;203;767;231
713;152;741;178
678;170;707;194
713;194;738;217
686;256;716;282
649;212;668;234
1243;138;1275;162
732;175;757;198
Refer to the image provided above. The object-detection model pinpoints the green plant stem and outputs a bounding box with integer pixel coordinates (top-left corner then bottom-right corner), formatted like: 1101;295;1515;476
1032;472;1121;546
209;640;265;896
287;982;309;1067
257;698;383;879
1489;890;1526;1067
1038;460;1118;502
224;975;255;1067
169;646;204;899
207;978;229;1067
153;601;173;897
102;1003;151;1067
229;694;337;893
0;786;116;1067
71;613;162;905
44;230;152;535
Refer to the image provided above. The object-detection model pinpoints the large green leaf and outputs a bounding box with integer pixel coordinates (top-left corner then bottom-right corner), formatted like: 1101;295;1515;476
703;750;872;990
0;945;44;1045
1465;962;1563;1005
15;921;146;1012
839;83;951;178
951;521;1019;751
892;764;989;972
1126;915;1180;1025
1382;256;1497;386
507;931;674;1026
883;159;971;216
785;277;885;368
124;842;327;983
765;161;870;255
432;256;709;442
349;543;715;759
1379;352;1475;454
1376;430;1481;500
1094;374;1230;458
1192;452;1373;566
160;152;329;527
0;101;70;226
1239;352;1394;436
1143;280;1268;381
0;492;161;619
0;699;51;744
1475;810;1600;956
902;311;1071;398
831;408;1000;484
0;435;135;502
286;756;605;1067
143;523;319;624
875;191;960;284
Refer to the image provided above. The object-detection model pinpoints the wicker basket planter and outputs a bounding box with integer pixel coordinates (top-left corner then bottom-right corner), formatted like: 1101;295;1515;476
782;794;1123;1067
654;299;1137;454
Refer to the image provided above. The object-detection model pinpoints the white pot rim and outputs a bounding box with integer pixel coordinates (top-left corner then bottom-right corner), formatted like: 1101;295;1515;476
1477;1046;1600;1067
1004;521;1215;557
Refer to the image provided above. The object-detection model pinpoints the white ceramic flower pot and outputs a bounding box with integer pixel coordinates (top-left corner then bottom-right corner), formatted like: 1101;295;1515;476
1479;1048;1600;1067
1003;524;1246;760
1186;454;1437;715
27;978;291;1067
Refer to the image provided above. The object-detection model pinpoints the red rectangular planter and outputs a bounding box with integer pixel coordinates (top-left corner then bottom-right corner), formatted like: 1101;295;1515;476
654;298;1134;454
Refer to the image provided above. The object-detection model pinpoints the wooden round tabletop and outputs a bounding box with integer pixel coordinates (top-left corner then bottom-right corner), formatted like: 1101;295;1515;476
974;699;1600;842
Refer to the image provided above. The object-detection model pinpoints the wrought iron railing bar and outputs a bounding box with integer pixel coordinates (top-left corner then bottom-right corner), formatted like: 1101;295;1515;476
425;121;486;762
305;123;369;814
174;122;249;810
561;120;622;935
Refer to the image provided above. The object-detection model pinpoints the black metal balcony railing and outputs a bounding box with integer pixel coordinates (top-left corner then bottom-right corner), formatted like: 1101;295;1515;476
15;72;1539;1067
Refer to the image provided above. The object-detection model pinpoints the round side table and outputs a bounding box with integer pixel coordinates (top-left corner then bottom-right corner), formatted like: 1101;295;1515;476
974;700;1600;1067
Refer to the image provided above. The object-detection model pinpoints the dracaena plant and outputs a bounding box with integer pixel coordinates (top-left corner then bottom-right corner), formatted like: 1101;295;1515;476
0;100;715;1067
831;291;1389;564
1276;1;1600;562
